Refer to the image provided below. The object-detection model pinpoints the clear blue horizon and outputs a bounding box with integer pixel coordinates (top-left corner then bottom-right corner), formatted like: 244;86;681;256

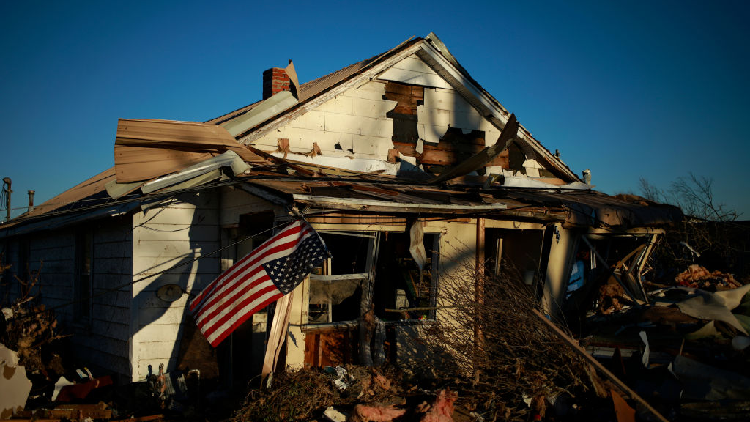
1;1;748;219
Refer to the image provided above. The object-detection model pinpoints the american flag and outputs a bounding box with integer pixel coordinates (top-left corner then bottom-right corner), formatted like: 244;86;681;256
190;220;329;347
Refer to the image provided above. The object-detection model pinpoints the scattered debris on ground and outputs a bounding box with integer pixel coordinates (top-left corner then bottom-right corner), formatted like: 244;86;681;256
3;250;750;421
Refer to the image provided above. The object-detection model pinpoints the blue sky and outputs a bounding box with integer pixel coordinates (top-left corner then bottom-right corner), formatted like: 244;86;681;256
1;1;748;219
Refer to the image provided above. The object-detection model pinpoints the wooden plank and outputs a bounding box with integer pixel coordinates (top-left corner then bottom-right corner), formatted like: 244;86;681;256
116;119;236;147
429;114;518;185
532;309;669;422
261;291;295;387
305;331;319;367
309;273;369;282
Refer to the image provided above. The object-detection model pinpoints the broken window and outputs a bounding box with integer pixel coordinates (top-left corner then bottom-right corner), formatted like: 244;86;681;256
373;231;440;321
307;230;441;324
486;228;545;287
307;232;372;324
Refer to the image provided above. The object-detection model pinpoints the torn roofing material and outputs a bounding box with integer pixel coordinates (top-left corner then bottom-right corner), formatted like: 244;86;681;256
0;33;683;235
239;175;681;228
114;118;263;183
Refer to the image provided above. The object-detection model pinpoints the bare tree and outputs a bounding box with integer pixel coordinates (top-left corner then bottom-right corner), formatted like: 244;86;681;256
639;173;739;222
670;174;739;222
639;174;748;281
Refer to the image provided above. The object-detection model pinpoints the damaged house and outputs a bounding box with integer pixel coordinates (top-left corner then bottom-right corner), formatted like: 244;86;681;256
0;34;681;386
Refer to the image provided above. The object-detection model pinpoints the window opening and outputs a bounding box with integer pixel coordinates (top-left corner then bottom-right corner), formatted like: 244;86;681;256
308;232;370;324
374;232;440;321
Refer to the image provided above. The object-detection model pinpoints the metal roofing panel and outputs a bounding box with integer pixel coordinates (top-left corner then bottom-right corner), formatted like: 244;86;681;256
114;119;263;183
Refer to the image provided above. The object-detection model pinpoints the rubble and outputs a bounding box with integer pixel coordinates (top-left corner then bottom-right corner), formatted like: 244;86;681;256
582;259;750;421
675;264;741;289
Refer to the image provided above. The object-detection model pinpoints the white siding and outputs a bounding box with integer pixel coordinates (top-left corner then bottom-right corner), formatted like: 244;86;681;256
131;190;220;380
1;217;134;381
84;219;133;379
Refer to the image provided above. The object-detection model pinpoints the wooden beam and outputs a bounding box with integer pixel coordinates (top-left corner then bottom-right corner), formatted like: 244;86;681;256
532;309;669;422
429;114;518;185
261;290;295;388
474;218;486;378
581;236;640;303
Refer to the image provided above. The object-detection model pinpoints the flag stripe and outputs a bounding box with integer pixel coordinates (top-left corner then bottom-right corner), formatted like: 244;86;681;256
189;224;312;314
190;228;314;321
196;271;273;331
190;220;328;347
193;265;267;327
208;291;281;346
190;224;312;315
189;223;306;311
203;279;279;340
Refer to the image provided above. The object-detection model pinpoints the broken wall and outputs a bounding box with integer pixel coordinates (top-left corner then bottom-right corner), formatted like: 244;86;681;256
252;54;552;176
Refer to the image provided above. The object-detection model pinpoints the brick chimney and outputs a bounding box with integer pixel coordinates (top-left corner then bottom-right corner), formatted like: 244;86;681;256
263;60;299;100
263;67;291;99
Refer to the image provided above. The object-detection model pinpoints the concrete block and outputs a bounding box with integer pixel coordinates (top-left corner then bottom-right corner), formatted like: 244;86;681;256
393;54;437;75
420;124;450;144
323;113;360;135
270;126;343;153
485;129;501;146
289;110;325;131
417;105;450;127
352;135;393;158
317;95;353;115
345;81;387;101
424;88;473;114
316;131;354;154
352;97;397;119
379;68;451;89
324;113;391;137
452;110;483;130
358;116;393;138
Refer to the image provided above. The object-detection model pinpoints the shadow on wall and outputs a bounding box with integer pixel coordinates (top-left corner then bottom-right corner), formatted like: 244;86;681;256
130;199;221;380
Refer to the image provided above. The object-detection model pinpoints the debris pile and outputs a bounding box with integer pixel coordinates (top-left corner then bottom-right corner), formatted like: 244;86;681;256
232;365;456;422
674;264;741;289
583;260;750;421
1;266;66;376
